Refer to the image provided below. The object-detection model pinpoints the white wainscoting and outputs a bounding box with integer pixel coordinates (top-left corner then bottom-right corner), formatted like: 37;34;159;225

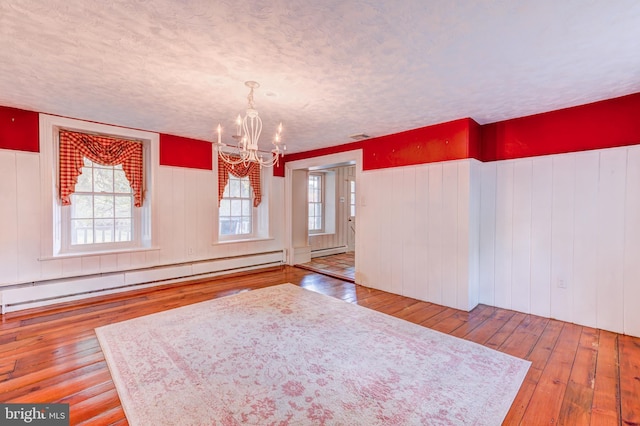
357;159;481;311
0;141;286;310
0;251;285;313
479;145;640;337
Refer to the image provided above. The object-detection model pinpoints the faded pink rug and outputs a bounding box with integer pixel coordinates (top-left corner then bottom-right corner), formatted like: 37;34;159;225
96;284;529;425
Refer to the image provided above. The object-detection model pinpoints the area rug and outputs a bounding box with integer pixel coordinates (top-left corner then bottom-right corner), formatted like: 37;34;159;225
95;284;530;425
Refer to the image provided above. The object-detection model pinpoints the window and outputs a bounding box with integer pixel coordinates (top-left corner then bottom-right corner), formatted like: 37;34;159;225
308;173;323;232
349;179;356;217
39;114;157;258
66;159;134;246
219;174;254;237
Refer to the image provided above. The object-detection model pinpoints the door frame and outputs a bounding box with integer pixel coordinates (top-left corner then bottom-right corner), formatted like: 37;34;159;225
284;150;363;266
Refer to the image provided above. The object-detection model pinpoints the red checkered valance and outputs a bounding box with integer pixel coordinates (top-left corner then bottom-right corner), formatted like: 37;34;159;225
59;130;144;207
217;154;262;207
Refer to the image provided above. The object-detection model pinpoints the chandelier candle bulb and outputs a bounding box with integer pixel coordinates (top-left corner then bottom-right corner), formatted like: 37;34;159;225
217;124;221;145
236;115;242;136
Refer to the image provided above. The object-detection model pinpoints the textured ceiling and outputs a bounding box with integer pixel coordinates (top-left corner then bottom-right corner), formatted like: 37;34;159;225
1;1;640;154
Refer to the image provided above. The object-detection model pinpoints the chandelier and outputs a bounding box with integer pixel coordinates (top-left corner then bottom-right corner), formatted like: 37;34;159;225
216;81;285;168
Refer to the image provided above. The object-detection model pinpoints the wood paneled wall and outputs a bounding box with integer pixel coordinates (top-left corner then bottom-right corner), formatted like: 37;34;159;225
479;145;640;337
0;148;285;288
357;159;481;311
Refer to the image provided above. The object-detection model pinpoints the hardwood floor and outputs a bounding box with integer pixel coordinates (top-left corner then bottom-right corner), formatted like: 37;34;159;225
1;266;638;425
297;252;356;281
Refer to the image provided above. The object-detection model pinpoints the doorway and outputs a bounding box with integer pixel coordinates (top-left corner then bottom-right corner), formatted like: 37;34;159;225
284;151;361;282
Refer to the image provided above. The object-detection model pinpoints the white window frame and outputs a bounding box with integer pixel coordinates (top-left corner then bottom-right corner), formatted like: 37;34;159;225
308;173;324;234
39;114;158;258
349;178;356;217
218;173;255;239
214;155;270;243
60;159;142;253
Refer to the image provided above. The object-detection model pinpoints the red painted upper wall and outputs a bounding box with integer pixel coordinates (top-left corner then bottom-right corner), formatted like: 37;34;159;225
0;106;39;152
481;92;640;161
363;118;481;170
160;134;213;170
281;118;482;171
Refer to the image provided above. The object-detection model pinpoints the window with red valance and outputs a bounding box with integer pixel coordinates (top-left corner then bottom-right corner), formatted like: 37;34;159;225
217;155;262;207
59;130;144;207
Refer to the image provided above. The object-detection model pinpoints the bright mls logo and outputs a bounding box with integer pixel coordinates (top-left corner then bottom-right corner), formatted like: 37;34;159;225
0;404;69;425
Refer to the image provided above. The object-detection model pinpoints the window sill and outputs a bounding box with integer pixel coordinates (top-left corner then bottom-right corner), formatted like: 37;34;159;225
39;246;161;261
215;237;275;245
308;232;335;237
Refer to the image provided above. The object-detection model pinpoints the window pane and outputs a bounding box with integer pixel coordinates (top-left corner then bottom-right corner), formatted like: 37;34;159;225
241;179;251;198
315;204;322;217
94;195;114;218
95;219;114;243
220;199;231;216
315;217;322;230
219;175;252;237
94;168;114;192
115;219;132;242
230;199;242;216
114;170;131;193
71;219;93;245
242;199;251;216
115;196;132;218
229;178;240;197
76;169;93;192
351;205;356;217
71;195;93;219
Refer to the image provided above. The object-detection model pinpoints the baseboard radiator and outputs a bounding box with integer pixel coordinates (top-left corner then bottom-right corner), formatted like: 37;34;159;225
310;246;348;258
0;251;284;314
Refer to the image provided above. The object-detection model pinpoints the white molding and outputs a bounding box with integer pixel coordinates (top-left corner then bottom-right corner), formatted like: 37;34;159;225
38;114;159;260
0;251;283;314
284;149;363;266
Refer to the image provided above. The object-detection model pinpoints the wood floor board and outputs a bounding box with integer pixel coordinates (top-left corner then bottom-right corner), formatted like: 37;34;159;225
619;334;640;425
450;305;496;338
556;327;599;425
519;323;583;424
460;308;516;345
401;302;448;325
0;266;638;425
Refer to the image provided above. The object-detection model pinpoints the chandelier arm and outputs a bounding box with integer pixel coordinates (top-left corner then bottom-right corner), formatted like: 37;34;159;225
216;146;248;166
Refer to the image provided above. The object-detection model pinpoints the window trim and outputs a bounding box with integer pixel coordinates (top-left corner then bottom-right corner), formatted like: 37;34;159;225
308;173;324;234
38;114;158;258
60;160;142;253
214;154;270;243
218;173;256;240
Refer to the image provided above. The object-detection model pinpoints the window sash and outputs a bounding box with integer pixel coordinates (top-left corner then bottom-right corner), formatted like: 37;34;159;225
219;174;255;238
308;174;324;233
61;158;140;252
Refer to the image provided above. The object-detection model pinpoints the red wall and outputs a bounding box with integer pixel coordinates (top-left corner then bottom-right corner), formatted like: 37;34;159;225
362;118;481;170
481;92;640;161
0;106;39;152
159;134;213;170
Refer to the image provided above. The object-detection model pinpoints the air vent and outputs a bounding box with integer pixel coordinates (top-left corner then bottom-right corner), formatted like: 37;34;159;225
349;133;370;140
